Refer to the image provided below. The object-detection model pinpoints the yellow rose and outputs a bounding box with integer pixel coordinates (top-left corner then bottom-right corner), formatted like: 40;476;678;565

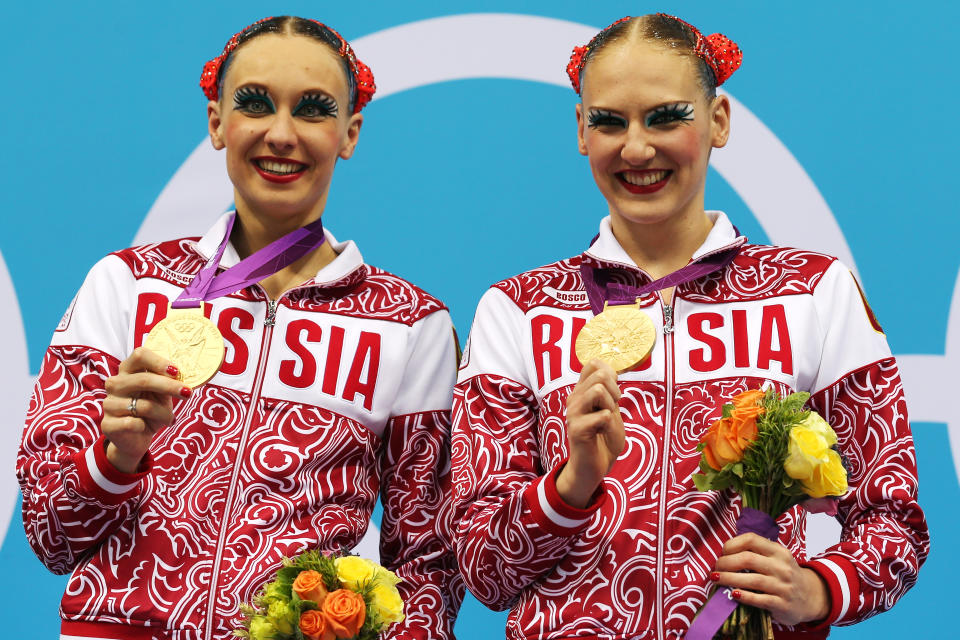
785;421;847;499
784;425;831;480
335;555;380;590
805;449;847;498
377;566;401;586
370;582;405;626
796;411;837;446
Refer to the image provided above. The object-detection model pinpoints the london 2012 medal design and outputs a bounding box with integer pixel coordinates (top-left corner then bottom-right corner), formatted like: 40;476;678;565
144;305;225;388
575;302;656;374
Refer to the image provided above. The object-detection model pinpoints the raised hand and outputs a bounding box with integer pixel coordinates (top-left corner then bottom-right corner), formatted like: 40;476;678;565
555;359;625;508
101;347;191;473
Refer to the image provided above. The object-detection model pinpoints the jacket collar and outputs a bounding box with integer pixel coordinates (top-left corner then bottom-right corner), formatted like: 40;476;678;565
582;210;746;272
192;212;368;290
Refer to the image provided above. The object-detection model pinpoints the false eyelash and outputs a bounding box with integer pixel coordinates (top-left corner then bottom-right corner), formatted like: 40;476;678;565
587;108;626;129
233;86;274;113
294;93;339;118
646;102;694;126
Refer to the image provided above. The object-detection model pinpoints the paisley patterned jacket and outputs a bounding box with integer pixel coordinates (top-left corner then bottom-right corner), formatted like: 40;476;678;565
452;212;928;640
18;213;463;640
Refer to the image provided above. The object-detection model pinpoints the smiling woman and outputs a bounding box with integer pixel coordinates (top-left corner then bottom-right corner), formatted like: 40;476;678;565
16;15;462;640
451;12;928;640
208;34;361;270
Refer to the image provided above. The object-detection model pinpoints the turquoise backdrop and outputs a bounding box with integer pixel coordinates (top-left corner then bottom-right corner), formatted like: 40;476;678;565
2;1;955;637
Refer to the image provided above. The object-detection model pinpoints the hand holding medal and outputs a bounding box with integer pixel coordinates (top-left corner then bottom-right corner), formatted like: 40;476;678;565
102;213;329;473
557;358;626;508
556;245;744;507
101;348;191;474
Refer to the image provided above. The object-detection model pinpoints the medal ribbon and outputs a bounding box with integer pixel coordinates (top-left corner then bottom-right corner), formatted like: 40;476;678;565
579;241;742;315
172;212;327;308
684;508;780;640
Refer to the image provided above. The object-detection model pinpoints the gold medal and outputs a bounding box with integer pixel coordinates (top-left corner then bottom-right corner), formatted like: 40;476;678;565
575;301;656;373
143;304;225;388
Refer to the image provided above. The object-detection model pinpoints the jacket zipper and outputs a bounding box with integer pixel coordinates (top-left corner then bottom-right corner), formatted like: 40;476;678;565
656;295;677;640
203;289;277;638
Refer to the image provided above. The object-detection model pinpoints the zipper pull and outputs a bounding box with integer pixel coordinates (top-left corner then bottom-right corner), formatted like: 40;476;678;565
265;300;278;327
663;303;674;334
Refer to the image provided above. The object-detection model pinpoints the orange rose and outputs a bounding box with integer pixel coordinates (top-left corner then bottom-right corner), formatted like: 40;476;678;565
731;389;765;410
299;610;335;640
322;589;366;638
293;570;329;605
702;412;760;471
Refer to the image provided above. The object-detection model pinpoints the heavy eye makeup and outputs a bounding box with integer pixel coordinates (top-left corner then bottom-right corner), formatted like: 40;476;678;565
293;92;339;118
587;108;627;129
645;102;694;127
233;86;275;114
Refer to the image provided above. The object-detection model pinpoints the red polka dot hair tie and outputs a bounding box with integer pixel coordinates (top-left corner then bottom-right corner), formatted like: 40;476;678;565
656;13;743;86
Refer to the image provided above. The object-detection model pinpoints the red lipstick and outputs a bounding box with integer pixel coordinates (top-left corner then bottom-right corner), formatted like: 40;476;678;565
253;158;307;184
618;170;671;194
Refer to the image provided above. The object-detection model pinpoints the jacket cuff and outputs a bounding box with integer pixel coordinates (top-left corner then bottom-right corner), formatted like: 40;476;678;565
72;435;150;504
798;554;860;629
523;458;605;537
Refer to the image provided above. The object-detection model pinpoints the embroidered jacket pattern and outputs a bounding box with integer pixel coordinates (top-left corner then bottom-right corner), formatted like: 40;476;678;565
18;214;464;640
452;213;928;640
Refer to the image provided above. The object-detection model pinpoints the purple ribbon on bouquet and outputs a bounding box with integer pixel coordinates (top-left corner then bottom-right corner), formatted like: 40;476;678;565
578;242;741;315
684;508;780;640
172;212;327;308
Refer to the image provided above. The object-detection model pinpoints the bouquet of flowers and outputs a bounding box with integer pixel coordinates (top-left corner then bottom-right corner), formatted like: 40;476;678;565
686;389;847;640
236;550;404;640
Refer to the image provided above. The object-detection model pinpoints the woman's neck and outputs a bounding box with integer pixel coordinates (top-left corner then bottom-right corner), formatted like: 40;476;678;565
609;209;714;280
231;207;339;300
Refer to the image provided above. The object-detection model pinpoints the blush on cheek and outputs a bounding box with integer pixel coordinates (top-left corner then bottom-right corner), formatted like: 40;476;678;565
223;118;252;142
675;126;707;166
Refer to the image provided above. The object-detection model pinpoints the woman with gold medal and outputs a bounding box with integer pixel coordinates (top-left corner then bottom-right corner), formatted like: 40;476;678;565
18;16;462;640
451;12;927;640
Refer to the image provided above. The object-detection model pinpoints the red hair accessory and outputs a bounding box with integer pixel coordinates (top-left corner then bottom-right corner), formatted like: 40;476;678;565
655;13;742;86
199;17;377;114
566;16;631;95
200;17;274;103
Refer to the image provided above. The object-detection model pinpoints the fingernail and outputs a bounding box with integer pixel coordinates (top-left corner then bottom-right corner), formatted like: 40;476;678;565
732;590;742;601
710;572;720;582
180;386;192;398
166;365;179;377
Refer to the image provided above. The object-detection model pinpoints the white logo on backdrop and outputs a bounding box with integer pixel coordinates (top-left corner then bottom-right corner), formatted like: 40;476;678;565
4;15;956;555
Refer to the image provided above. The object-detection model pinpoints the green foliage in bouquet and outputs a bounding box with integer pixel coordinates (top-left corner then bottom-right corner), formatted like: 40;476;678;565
693;390;813;514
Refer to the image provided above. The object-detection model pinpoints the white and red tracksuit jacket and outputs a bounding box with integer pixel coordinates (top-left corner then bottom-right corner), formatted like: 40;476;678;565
452;212;928;640
18;213;463;640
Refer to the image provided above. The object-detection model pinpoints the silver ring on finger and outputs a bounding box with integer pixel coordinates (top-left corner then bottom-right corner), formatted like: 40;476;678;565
127;396;139;418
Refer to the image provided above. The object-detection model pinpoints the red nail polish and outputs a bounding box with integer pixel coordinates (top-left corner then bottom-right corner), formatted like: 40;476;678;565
167;365;180;377
710;572;720;582
180;386;192;398
732;590;742;601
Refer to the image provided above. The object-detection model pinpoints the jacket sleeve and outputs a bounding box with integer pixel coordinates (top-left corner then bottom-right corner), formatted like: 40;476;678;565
801;264;929;627
451;288;605;611
378;309;464;639
16;255;150;574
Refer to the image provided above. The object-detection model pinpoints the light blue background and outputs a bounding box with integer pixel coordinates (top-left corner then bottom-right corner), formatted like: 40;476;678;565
3;1;956;637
